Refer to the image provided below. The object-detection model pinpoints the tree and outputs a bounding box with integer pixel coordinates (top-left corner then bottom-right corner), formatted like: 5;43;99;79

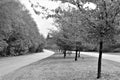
51;0;120;78
0;0;45;56
49;7;84;60
30;0;120;78
51;30;73;58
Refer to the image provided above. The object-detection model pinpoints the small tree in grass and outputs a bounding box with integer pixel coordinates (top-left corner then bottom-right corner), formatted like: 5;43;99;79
50;7;84;61
50;0;120;78
51;30;73;58
31;0;120;78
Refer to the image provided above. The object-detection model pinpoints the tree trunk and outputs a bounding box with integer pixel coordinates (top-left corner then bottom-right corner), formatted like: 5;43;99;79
75;50;78;61
78;51;80;57
97;41;103;79
63;50;66;58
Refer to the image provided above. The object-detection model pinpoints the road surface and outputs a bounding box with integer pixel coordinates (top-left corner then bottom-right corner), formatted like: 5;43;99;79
0;50;54;77
81;52;120;62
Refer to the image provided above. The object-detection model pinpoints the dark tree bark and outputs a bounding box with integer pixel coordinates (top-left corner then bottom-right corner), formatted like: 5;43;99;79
78;51;80;57
63;50;66;58
75;50;78;61
97;41;103;79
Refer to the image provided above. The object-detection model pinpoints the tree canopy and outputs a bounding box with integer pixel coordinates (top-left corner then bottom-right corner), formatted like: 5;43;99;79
0;0;45;56
49;0;120;78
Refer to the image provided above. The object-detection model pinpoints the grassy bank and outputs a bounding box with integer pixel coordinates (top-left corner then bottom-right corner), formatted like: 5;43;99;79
1;53;120;80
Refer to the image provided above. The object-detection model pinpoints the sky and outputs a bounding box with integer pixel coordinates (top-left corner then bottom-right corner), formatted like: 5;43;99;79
19;0;96;37
19;0;61;37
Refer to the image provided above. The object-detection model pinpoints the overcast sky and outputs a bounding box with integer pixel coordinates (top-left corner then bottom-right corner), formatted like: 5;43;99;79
19;0;96;37
19;0;61;37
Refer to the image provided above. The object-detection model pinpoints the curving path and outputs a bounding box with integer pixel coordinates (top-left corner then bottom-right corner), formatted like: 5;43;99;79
0;50;54;77
0;51;120;77
81;52;120;62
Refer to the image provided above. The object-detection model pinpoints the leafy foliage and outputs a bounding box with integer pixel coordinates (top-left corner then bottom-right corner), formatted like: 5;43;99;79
50;0;120;78
49;7;84;51
0;0;45;56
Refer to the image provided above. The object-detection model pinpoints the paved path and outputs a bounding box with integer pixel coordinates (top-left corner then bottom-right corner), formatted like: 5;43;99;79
0;50;54;77
81;52;120;62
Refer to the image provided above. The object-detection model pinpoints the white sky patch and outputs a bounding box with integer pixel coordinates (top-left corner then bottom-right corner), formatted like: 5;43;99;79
37;0;61;9
19;0;60;37
19;0;96;37
59;2;77;10
83;2;96;10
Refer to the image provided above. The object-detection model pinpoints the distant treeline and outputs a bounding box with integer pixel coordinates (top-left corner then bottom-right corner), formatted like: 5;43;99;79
0;0;45;56
46;36;120;53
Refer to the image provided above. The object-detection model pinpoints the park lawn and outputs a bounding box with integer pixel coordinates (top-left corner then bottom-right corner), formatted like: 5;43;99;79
1;53;120;80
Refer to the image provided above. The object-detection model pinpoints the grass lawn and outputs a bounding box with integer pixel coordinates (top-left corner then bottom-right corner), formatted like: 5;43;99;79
1;53;120;80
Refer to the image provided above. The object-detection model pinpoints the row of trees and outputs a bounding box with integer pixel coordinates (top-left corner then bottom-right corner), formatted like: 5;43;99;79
0;0;45;56
48;0;120;79
49;8;84;60
30;0;120;79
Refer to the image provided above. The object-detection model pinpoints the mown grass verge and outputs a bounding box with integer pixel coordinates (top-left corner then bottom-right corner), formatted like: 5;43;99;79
1;53;120;80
